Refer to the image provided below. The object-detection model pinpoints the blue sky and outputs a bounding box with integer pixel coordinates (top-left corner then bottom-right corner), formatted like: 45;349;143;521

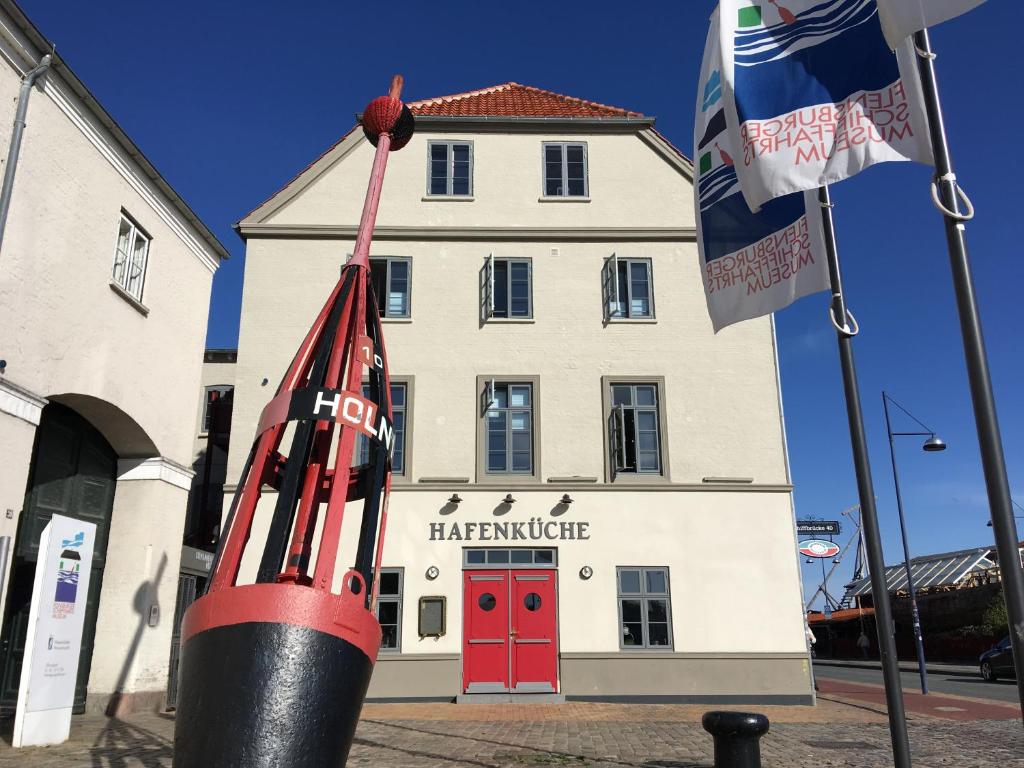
24;1;1020;607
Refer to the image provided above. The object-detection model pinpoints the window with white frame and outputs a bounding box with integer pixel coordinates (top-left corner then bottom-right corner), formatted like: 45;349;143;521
376;568;403;650
369;257;411;318
602;256;654;319
356;381;408;474
609;382;663;475
617;567;673;649
482;256;532;319
112;212;150;301
484;381;534;474
428;141;473;196
543;142;588;197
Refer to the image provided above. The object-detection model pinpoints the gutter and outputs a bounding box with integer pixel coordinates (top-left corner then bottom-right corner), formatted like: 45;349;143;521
356;114;657;132
0;52;49;257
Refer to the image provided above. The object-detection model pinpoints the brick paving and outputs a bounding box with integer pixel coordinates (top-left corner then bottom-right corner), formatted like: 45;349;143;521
0;698;1020;767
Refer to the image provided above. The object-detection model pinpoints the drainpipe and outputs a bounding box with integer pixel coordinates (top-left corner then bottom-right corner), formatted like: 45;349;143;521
0;54;52;257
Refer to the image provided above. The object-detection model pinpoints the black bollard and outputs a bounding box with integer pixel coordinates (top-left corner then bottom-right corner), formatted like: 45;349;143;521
702;711;770;768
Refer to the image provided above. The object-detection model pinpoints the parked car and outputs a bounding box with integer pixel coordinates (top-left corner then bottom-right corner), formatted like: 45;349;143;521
979;636;1016;681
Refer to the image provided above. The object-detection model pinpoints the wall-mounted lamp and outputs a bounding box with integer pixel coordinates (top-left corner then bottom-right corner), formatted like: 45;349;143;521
805;558;814;564
503;493;516;504
579;565;593;580
0;359;6;374
261;377;269;386
448;494;463;504
425;565;439;580
560;494;574;505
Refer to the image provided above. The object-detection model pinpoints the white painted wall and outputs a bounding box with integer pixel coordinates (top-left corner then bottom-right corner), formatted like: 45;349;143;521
226;115;805;680
0;9;221;712
0;24;217;468
260;130;693;230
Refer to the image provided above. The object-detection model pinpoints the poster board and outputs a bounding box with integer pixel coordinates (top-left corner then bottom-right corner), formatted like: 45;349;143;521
13;514;96;748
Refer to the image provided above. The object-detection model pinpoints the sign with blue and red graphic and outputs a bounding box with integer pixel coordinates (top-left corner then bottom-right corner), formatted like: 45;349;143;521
13;515;96;748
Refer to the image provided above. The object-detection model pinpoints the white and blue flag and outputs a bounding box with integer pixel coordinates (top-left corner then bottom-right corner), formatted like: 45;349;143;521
719;0;932;211
877;0;985;48
696;9;830;332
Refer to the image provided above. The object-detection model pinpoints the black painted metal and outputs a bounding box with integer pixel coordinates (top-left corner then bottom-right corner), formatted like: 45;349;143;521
701;711;769;768
175;621;373;768
913;29;1024;724
257;270;355;583
818;185;912;767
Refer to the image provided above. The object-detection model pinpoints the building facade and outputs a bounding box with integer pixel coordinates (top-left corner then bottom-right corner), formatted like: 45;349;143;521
0;0;226;715
231;83;811;703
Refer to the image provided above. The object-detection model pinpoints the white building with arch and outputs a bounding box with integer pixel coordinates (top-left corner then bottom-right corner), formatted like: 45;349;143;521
0;0;226;715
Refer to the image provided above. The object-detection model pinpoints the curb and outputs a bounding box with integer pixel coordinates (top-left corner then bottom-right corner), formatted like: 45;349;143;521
814;659;979;678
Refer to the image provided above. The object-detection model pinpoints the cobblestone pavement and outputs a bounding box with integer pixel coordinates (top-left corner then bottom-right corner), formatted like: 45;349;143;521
0;698;1020;767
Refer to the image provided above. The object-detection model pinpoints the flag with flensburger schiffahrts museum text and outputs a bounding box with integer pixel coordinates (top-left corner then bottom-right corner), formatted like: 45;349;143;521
695;7;830;332
717;0;933;212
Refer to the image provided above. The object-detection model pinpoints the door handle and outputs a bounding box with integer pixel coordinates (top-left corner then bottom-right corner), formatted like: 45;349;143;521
509;629;518;637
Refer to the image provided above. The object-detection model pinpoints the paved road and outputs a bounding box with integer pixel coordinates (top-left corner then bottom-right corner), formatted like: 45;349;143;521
815;661;1021;703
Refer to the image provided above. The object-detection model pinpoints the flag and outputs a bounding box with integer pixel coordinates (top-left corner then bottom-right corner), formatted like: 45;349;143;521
877;0;985;48
696;9;830;332
719;0;932;211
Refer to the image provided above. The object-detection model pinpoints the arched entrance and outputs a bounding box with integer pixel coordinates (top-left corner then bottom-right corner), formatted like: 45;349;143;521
0;402;117;714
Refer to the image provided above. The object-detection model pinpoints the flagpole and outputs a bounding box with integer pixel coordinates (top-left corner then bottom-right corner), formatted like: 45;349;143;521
818;184;913;768
912;29;1024;723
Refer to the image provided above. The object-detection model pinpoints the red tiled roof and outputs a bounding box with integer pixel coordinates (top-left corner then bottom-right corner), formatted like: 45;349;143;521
408;82;645;119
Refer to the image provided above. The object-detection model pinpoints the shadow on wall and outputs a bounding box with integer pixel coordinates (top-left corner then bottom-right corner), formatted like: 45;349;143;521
104;553;169;717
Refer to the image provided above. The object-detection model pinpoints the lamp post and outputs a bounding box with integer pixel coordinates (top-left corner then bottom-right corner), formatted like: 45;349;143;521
882;392;946;696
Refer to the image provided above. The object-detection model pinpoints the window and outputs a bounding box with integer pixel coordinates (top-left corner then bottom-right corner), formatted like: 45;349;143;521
369;257;411;318
602;255;654;319
376;568;403;651
112;212;150;301
482;256;532;319
202;386;233;432
485;381;533;474
617;567;672;649
356;381;408;475
608;382;665;476
428;141;473;196
464;548;556;567
543;142;588;197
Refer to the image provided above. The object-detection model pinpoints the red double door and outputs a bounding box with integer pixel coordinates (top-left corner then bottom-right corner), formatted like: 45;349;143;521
462;569;558;694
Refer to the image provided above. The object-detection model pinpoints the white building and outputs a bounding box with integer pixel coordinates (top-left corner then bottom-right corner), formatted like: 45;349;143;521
229;82;811;703
0;0;226;715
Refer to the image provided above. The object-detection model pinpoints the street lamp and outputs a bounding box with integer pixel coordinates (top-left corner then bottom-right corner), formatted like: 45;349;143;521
882;391;947;695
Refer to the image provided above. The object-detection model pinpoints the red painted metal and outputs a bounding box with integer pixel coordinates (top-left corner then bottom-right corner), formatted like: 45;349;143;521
461;568;559;694
176;75;413;768
182;576;382;660
462;570;510;692
196;72;412;636
509;570;558;692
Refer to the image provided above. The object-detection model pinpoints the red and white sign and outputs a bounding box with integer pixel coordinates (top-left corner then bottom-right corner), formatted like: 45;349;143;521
799;539;840;558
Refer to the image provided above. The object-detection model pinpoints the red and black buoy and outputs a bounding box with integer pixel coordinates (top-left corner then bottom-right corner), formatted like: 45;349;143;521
174;77;413;768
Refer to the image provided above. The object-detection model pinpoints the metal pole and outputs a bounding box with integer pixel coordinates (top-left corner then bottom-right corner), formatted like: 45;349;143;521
913;29;1024;722
883;393;929;694
818;185;912;768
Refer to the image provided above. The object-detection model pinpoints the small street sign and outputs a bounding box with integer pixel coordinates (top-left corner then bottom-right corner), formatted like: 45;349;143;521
796;520;841;536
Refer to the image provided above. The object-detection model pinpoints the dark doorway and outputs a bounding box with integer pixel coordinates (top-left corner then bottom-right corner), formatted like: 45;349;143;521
0;403;117;715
